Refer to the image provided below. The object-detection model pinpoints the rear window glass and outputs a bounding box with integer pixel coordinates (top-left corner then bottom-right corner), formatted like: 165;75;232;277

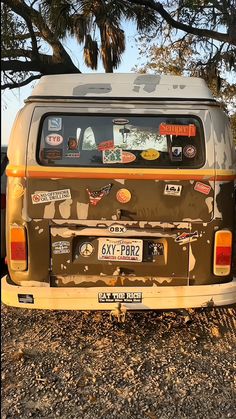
38;115;205;168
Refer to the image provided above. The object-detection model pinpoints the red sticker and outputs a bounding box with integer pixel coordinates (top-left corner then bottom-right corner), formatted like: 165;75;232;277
194;182;211;195
98;141;114;151
122;151;136;163
159;124;196;137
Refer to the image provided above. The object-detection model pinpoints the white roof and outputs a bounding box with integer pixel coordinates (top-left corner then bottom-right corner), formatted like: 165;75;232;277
30;73;213;100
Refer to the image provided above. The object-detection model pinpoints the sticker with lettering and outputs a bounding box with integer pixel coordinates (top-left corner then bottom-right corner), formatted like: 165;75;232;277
159;123;196;137
32;189;71;204
98;140;114;151
164;184;182;196
194;182;211;195
65;137;80;158
140;149;160;160
52;241;70;254
45;133;63;146
183;145;197;158
112;119;129;125
171;147;182;161
48;117;62;131
44;148;63;160
98;292;142;303
103;148;123;163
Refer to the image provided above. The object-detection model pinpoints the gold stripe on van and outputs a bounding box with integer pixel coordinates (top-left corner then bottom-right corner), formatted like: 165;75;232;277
6;165;236;181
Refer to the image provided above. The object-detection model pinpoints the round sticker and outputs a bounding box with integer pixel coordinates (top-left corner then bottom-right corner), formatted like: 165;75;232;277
122;151;136;163
116;189;131;204
79;242;94;257
183;145;197;158
141;149;160;160
45;133;63;146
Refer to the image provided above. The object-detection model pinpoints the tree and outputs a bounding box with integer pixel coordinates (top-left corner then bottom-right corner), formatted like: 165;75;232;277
130;1;236;96
2;0;236;93
1;0;156;89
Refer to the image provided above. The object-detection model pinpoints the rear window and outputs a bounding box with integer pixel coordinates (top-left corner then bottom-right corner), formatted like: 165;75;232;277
38;115;205;168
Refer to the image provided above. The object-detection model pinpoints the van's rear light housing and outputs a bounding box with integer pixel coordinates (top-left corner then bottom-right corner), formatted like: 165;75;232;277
10;225;27;271
213;230;232;276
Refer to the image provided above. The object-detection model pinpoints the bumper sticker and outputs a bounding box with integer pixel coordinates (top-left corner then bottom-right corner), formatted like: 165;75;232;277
45;134;63;146
159;123;196;137
32;189;71;204
48;117;62;131
194;182;211;195
87;183;112;206
141;149;160;160
98;292;142;303
164;184;182;196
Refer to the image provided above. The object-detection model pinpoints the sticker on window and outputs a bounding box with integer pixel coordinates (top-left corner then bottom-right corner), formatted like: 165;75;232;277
32;189;71;204
45;134;63;146
48;117;62;131
112;119;129;125
140;149;160;160
98;140;114;151
159;123;196;137
102;148;123;163
183;145;197;158
122;151;136;163
171;147;182;161
65;137;80;158
44;148;63;160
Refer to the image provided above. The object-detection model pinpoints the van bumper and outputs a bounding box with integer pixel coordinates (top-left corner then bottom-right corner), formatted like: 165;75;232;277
1;275;236;310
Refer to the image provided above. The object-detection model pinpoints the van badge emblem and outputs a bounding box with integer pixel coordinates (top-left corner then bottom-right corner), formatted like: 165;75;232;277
87;184;112;206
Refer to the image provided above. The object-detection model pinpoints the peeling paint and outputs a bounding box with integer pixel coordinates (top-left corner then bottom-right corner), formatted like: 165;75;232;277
59;199;73;219
76;202;89;220
189;245;196;272
43;201;56;218
205;197;213;213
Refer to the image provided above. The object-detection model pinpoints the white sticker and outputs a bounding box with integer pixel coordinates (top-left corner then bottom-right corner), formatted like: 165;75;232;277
48;118;62;131
45;133;63;146
32;189;71;204
164;184;182;196
52;241;70;254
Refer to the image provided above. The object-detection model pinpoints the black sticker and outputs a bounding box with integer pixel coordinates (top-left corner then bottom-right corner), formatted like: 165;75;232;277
18;294;34;304
171;147;182;161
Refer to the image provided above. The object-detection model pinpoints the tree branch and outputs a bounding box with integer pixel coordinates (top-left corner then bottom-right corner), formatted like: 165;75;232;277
128;0;236;45
1;73;41;89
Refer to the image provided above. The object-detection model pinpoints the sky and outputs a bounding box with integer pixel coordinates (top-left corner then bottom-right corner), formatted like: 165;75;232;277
1;21;140;146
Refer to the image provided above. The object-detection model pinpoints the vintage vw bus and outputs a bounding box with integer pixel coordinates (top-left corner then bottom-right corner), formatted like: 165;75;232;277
2;74;236;312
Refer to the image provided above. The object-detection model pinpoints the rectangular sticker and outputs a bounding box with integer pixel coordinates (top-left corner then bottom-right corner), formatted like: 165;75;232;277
164;184;182;196
171;146;182;161
194;182;211;195
102;148;122;163
52;241;70;254
160;123;196;137
44;148;62;160
48;118;62;131
32;189;71;204
98;292;142;303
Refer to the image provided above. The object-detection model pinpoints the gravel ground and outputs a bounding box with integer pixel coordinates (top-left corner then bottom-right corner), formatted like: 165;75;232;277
1;304;236;419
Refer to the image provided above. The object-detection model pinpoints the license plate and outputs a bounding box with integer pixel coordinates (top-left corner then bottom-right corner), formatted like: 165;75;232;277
98;238;143;262
98;292;142;303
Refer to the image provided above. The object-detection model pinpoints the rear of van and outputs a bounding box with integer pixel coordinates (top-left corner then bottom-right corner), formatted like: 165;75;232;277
2;74;236;310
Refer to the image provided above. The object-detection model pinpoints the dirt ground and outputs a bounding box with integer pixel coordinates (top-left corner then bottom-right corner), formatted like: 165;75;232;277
1;304;236;419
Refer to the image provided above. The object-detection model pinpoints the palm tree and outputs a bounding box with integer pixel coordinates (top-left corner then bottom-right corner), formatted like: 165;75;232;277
41;0;157;73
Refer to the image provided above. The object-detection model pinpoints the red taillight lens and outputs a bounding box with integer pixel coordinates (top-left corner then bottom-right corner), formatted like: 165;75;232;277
9;225;27;271
215;246;232;266
213;230;232;276
1;193;6;209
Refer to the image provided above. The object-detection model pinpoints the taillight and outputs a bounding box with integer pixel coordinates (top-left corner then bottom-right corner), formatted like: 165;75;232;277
1;193;6;209
9;225;27;271
213;230;232;276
